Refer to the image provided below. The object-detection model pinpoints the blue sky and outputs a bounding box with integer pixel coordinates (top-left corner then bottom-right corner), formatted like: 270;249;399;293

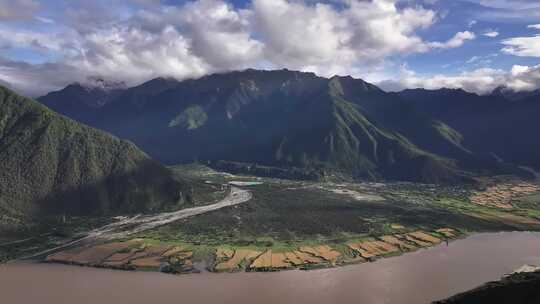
0;0;540;96
403;1;540;73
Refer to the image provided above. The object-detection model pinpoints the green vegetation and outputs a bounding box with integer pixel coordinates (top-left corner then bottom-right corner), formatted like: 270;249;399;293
47;69;513;184
0;85;189;233
168;105;208;130
135;166;539;250
514;192;540;210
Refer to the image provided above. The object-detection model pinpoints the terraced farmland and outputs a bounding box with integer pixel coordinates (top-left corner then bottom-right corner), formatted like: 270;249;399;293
470;177;539;209
209;228;461;272
46;241;195;273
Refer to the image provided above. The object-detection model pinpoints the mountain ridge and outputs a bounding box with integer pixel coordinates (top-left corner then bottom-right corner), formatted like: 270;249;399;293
398;87;540;171
0;85;190;232
35;69;535;183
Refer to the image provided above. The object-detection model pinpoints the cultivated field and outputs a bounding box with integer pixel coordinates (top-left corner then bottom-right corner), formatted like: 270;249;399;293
46;240;195;273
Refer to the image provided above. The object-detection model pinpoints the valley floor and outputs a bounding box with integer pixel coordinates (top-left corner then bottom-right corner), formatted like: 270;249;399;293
3;164;540;274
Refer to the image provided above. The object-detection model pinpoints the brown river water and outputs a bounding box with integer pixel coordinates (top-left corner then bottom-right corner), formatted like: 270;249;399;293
1;231;540;304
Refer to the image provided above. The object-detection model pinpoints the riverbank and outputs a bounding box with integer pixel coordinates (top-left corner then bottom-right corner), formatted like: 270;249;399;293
3;232;540;304
41;227;464;274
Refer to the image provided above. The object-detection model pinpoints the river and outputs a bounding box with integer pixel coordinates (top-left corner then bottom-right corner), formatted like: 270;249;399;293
1;231;540;304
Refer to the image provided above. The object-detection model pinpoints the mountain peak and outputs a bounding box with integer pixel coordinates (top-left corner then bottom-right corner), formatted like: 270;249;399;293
37;77;128;119
401;87;477;97
75;76;127;91
490;85;540;101
330;74;354;80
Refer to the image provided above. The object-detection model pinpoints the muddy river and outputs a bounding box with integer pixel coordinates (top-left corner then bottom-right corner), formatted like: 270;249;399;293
1;231;540;304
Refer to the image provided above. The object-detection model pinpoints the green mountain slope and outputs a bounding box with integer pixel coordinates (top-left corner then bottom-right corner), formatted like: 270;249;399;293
38;69;505;183
0;86;188;231
265;80;464;182
398;88;540;170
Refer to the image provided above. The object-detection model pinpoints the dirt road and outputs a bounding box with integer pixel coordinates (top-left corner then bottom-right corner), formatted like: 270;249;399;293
20;187;251;260
87;186;251;240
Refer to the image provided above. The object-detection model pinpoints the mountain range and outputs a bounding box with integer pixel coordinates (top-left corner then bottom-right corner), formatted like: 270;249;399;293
0;86;189;232
37;69;537;184
397;87;540;171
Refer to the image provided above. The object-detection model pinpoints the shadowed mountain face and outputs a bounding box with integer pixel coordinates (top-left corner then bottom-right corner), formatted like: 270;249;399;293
435;271;540;304
0;86;189;231
398;88;540;170
38;69;517;183
490;86;540;102
38;80;126;125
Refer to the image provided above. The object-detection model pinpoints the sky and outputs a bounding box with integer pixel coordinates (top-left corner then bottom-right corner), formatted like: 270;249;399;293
1;0;540;96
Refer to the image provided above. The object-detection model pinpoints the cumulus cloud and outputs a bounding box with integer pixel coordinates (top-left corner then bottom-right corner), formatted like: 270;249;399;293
0;57;82;97
502;35;540;57
379;64;540;94
0;0;265;94
428;31;476;49
528;24;540;29
0;0;477;96
507;64;540;91
249;0;472;76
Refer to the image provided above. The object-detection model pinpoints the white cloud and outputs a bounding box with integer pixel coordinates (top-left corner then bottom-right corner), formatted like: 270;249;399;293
466;56;481;64
468;0;540;10
465;53;497;66
483;31;499;38
250;0;451;76
528;24;540;29
74;26;210;83
0;58;82;97
428;31;476;49
0;28;74;52
502;35;540;57
0;0;478;96
0;0;264;94
508;64;540;91
35;16;55;24
379;64;540;94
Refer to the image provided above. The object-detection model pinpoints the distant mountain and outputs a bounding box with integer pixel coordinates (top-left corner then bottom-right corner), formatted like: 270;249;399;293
490;86;540;101
398;88;540;170
0;86;189;232
37;78;127;125
39;69;517;184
